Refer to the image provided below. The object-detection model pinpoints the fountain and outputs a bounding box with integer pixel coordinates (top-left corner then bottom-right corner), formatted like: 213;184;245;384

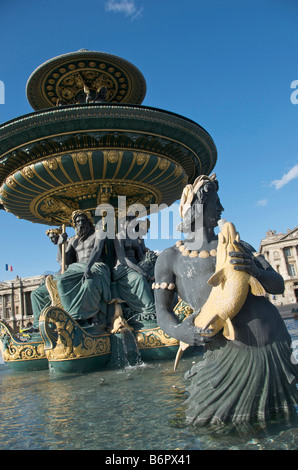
0;49;216;372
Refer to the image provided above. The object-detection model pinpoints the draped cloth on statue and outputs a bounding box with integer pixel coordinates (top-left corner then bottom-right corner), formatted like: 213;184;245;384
56;262;111;322
112;265;155;315
184;296;298;426
31;281;53;328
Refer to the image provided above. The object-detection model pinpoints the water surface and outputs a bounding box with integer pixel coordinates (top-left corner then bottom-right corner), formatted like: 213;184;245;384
0;317;297;450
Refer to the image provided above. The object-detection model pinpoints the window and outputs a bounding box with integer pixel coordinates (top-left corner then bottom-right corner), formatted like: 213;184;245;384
25;292;33;316
284;247;292;257
287;263;296;276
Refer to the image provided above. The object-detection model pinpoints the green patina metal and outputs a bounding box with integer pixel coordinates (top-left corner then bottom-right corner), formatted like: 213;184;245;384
0;50;215;372
0;104;216;226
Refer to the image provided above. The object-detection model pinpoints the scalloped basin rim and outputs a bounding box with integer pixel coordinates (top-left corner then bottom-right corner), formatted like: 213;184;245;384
0;102;213;139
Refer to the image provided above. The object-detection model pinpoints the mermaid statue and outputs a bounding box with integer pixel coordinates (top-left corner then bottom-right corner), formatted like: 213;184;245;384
154;174;298;426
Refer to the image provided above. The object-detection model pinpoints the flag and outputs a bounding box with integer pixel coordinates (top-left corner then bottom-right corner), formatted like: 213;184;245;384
5;264;13;272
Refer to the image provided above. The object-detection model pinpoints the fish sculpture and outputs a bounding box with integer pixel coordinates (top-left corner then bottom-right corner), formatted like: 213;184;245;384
174;221;266;371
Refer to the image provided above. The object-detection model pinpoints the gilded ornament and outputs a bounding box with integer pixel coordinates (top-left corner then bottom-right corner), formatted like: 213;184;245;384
22;165;35;178
174;166;183;177
39;196;79;223
0;187;8;198
136;153;147;165
107;150;120;163
6;177;16;188
45;275;63;308
0;323;46;362
46;158;58;170
40;306;111;361
158;158;170;170
76;152;88;165
136;328;178;348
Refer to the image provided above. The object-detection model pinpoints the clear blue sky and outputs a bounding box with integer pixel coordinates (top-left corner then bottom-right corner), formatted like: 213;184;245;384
0;0;298;280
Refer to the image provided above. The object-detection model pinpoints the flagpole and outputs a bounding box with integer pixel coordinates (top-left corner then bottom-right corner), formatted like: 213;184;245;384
61;224;66;274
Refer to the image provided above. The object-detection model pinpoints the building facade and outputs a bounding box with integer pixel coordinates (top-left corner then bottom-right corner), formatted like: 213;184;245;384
0;275;45;332
259;227;298;305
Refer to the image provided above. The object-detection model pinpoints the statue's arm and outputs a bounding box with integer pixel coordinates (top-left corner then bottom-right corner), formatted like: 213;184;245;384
58;234;76;266
252;254;285;294
154;249;207;346
230;241;284;295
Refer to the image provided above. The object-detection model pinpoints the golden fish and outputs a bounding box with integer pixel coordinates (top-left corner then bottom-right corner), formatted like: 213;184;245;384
174;222;266;371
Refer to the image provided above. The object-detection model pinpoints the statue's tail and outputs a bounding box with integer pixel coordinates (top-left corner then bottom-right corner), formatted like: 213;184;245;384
173;341;189;371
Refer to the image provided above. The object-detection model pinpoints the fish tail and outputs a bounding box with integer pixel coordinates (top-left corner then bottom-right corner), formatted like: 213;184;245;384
173;341;189;371
222;318;235;340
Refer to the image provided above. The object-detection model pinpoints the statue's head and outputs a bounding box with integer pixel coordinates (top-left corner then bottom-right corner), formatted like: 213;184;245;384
134;217;150;238
178;173;224;233
46;228;62;245
71;210;94;239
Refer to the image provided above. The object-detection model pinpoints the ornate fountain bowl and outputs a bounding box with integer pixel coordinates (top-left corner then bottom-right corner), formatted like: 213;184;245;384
26;49;147;109
0;103;217;226
0;50;217;226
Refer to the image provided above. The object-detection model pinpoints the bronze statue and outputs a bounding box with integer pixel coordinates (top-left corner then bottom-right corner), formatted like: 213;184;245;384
154;174;298;426
30;228;63;332
112;216;156;323
56;210;111;326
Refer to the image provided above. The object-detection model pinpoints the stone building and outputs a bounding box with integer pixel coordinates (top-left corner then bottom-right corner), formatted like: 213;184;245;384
259;227;298;305
0;275;45;332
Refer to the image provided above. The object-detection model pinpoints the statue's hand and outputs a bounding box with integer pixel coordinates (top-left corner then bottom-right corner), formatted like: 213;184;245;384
229;241;259;278
178;312;212;346
58;232;68;245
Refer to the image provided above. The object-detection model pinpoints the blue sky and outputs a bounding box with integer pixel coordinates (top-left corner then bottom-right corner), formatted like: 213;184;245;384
0;0;298;280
